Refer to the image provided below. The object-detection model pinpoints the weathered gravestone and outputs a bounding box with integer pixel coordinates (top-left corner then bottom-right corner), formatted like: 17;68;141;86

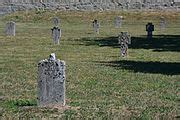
146;22;154;40
92;19;100;34
52;17;60;27
159;17;166;30
114;16;123;28
51;27;61;44
5;21;15;36
51;17;61;44
37;53;66;106
118;32;131;57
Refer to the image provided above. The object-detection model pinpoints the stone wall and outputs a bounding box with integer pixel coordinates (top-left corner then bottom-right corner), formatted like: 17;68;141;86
1;0;177;4
0;0;179;15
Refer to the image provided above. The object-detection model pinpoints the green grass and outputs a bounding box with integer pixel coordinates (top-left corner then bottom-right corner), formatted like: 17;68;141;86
0;10;179;119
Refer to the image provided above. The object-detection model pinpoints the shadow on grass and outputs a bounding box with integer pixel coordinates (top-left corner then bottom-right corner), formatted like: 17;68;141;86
75;37;119;48
96;60;180;75
130;35;180;52
75;35;180;52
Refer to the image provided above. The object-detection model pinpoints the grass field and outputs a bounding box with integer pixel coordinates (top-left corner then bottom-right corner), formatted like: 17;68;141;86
0;10;179;119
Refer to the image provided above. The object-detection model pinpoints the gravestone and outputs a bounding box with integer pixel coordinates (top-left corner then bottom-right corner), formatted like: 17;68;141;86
118;32;131;57
51;27;61;44
51;17;61;44
159;17;166;30
92;19;100;34
37;53;66;106
5;21;15;36
52;17;59;27
146;22;154;40
114;16;123;28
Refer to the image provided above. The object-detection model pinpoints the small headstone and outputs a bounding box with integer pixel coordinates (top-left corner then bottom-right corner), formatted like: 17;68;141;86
37;53;66;106
146;22;154;40
51;27;61;44
5;21;15;36
92;19;100;34
118;32;131;57
159;17;166;30
114;16;123;28
52;17;59;27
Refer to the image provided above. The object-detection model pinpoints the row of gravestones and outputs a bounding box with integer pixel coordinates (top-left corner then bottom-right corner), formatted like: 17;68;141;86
5;17;165;107
5;16;166;38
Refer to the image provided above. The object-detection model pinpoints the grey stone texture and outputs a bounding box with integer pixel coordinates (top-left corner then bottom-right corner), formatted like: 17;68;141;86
51;27;61;44
92;19;100;34
5;21;15;36
146;22;154;40
118;32;131;57
37;53;66;106
0;0;179;15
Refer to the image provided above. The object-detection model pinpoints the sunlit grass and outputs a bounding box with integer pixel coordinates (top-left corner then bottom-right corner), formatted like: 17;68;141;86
0;10;179;119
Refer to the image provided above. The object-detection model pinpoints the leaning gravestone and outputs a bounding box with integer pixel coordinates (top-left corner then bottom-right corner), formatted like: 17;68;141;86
146;22;154;40
114;16;123;28
118;32;131;57
92;19;100;34
159;17;166;30
51;17;61;44
5;21;15;36
37;53;66;106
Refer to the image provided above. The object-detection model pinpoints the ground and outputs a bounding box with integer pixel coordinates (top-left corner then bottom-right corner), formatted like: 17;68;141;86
0;10;179;119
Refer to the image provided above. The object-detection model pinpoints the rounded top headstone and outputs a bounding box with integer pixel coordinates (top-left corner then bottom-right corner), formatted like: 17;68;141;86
52;17;59;27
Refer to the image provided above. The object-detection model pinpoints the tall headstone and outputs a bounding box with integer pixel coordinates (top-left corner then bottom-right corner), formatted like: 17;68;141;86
5;21;15;36
51;17;61;44
118;32;131;57
159;17;166;30
146;22;154;40
37;53;66;106
92;19;100;34
114;16;123;28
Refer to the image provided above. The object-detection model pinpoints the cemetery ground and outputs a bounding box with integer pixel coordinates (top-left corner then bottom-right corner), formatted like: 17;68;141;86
0;10;179;119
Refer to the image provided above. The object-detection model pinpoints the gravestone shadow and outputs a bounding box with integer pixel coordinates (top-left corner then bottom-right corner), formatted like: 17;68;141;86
75;37;119;48
75;35;180;52
130;35;180;52
96;60;180;75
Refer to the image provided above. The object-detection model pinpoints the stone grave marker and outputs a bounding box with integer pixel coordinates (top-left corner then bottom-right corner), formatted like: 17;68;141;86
51;17;61;44
51;27;61;44
114;16;123;28
146;22;154;40
118;32;131;57
92;19;100;34
159;17;166;30
52;17;59;27
37;53;66;106
5;21;15;36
